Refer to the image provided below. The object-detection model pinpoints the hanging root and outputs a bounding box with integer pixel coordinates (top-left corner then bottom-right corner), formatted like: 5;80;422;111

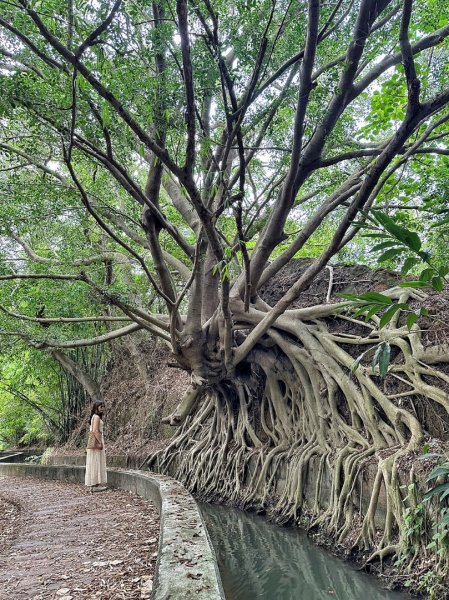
161;384;202;425
147;297;448;571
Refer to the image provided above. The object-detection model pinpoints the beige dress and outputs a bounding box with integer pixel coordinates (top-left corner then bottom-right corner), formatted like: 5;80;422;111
85;416;107;486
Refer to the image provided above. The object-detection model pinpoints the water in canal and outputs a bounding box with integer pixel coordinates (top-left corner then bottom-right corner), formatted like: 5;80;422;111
200;503;410;600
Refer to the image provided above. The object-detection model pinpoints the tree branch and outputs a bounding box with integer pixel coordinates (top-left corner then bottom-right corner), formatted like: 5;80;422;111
0;383;60;431
399;0;420;115
18;322;142;349
284;0;320;188
10;233;132;267
176;0;196;175
75;0;123;57
0;304;131;325
50;350;102;400
0;15;66;70
64;151;175;306
352;22;449;99
234;84;449;364
245;0;393;293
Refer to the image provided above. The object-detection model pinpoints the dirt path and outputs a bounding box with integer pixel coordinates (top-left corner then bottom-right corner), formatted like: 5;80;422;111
0;475;159;600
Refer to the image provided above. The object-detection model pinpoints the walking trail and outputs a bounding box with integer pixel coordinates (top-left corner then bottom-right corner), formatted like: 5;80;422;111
0;475;159;600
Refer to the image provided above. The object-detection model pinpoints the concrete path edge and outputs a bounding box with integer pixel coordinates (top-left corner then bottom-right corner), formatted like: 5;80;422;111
0;463;225;600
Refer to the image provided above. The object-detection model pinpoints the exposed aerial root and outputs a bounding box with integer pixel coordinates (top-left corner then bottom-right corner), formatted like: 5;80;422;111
366;544;400;565
146;294;448;564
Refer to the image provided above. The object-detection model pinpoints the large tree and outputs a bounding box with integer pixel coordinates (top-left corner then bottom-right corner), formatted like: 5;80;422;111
1;0;449;566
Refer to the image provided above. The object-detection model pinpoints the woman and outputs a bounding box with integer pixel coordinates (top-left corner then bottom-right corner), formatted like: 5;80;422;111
85;400;107;493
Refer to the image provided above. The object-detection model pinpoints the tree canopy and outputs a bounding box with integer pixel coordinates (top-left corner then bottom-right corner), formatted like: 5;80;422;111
0;0;449;426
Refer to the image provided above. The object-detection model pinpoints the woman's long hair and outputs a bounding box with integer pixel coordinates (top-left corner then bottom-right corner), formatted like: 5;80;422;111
89;400;105;423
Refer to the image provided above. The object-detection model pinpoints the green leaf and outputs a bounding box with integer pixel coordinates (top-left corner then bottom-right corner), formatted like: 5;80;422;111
399;281;430;288
427;466;449;481
371;342;390;377
361;233;390;239
336;293;361;301
357;292;393;304
431;276;444;292
353;305;370;318
424;483;449;502
372;344;382;371
370;241;401;253
365;304;382;320
419;268;435;283
406;312;419;330
221;264;230;281
351;353;366;373
101;106;111;127
418;250;432;262
372;210;421;252
378;248;404;263
379;304;402;328
378;342;391;378
336;292;392;304
224;246;233;259
401;256;420;275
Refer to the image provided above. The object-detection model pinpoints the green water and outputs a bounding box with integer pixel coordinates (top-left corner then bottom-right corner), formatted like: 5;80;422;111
200;503;410;600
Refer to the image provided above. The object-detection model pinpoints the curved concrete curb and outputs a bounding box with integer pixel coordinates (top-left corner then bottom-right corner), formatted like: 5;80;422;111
0;452;24;462
0;463;225;600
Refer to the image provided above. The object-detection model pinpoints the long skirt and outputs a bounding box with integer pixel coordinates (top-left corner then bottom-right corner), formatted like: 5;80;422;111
85;448;107;486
